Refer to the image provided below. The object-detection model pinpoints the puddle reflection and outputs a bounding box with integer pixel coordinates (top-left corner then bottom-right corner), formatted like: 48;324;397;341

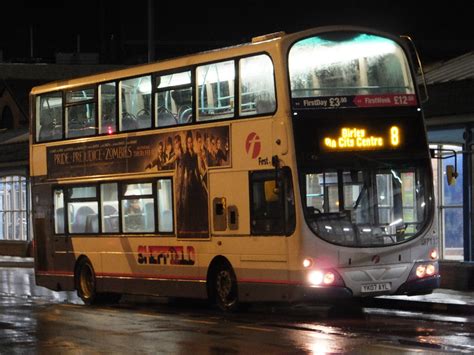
0;268;81;304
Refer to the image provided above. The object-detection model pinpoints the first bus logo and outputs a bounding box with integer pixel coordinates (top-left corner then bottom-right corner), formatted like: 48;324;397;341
245;132;261;159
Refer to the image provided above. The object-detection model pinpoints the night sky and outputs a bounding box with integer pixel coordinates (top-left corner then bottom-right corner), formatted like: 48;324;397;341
1;0;472;64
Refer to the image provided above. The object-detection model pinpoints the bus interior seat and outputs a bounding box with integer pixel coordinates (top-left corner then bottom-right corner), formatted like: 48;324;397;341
103;205;118;233
85;214;99;233
103;217;118;233
121;112;138;131
136;109;151;129
157;107;177;127
71;206;95;233
67;108;96;137
103;204;117;216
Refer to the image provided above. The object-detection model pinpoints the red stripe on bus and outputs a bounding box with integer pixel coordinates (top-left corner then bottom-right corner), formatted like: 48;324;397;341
97;272;204;281
36;271;300;286
36;270;74;276
238;278;301;285
36;270;203;281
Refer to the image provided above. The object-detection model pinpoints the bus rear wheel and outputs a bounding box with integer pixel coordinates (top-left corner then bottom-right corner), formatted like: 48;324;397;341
211;262;239;312
76;258;98;305
75;258;122;305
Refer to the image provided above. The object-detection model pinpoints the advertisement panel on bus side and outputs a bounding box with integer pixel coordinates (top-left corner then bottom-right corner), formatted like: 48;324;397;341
47;126;230;178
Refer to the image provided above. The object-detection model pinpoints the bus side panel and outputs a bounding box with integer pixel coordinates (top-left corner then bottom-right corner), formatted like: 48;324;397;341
208;170;250;235
32;182;52;274
89;236;203;297
33;181;76;291
99;277;208;299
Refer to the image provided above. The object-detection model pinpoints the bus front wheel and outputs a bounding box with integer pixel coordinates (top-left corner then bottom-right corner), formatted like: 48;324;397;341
211;262;239;312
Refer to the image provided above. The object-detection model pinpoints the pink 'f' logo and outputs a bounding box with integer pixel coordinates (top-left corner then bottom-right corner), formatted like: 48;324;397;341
372;255;380;264
245;132;261;159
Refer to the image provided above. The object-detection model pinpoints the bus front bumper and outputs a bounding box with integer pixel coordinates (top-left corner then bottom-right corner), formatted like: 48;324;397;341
395;275;441;296
290;285;353;302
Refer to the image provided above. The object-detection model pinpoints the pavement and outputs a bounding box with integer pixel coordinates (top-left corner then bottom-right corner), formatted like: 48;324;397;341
0;256;472;315
0;255;34;268
362;288;474;315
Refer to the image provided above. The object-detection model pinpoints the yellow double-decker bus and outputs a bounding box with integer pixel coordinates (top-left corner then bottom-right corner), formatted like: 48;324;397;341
30;26;439;311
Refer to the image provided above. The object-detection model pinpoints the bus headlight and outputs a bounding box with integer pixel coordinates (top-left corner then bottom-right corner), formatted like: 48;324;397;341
425;263;436;276
323;271;335;285
408;261;438;281
302;258;313;268
307;269;344;287
308;270;323;285
415;264;426;278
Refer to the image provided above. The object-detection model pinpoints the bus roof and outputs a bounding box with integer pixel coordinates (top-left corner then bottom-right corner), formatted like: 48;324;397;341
30;25;400;95
30;34;283;95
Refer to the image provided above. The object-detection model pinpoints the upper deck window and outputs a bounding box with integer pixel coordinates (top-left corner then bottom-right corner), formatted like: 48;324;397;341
197;60;235;121
239;54;276;116
65;88;96;138
196;55;276;121
119;75;152;131
36;92;63;142
99;82;116;135
288;32;416;109
34;55;278;143
155;70;193;127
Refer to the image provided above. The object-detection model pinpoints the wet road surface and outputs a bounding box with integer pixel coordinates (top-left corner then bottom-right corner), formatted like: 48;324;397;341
1;267;473;354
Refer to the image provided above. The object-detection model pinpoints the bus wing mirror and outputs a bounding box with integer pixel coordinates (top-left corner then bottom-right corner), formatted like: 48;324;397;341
446;165;458;186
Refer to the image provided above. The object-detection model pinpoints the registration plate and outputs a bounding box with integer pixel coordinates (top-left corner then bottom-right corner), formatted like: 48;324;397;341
361;282;392;293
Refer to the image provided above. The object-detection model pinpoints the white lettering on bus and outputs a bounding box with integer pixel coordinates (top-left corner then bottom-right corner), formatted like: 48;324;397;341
364;96;392;104
303;99;327;107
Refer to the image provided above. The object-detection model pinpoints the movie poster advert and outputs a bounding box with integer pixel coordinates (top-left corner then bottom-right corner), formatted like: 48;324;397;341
47;126;230;239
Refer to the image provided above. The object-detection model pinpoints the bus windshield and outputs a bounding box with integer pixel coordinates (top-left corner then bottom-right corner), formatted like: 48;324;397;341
288;32;415;106
302;161;430;247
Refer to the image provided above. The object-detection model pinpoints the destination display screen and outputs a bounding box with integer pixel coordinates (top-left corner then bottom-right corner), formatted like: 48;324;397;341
321;126;401;151
292;113;429;166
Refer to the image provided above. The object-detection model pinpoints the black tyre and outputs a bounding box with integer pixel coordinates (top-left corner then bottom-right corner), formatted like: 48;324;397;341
211;262;239;312
75;258;122;305
76;258;98;305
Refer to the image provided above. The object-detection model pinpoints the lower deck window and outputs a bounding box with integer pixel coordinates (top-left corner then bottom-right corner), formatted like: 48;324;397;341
54;178;173;235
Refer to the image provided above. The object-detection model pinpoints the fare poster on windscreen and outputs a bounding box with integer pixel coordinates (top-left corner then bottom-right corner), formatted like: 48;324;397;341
46;126;230;179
